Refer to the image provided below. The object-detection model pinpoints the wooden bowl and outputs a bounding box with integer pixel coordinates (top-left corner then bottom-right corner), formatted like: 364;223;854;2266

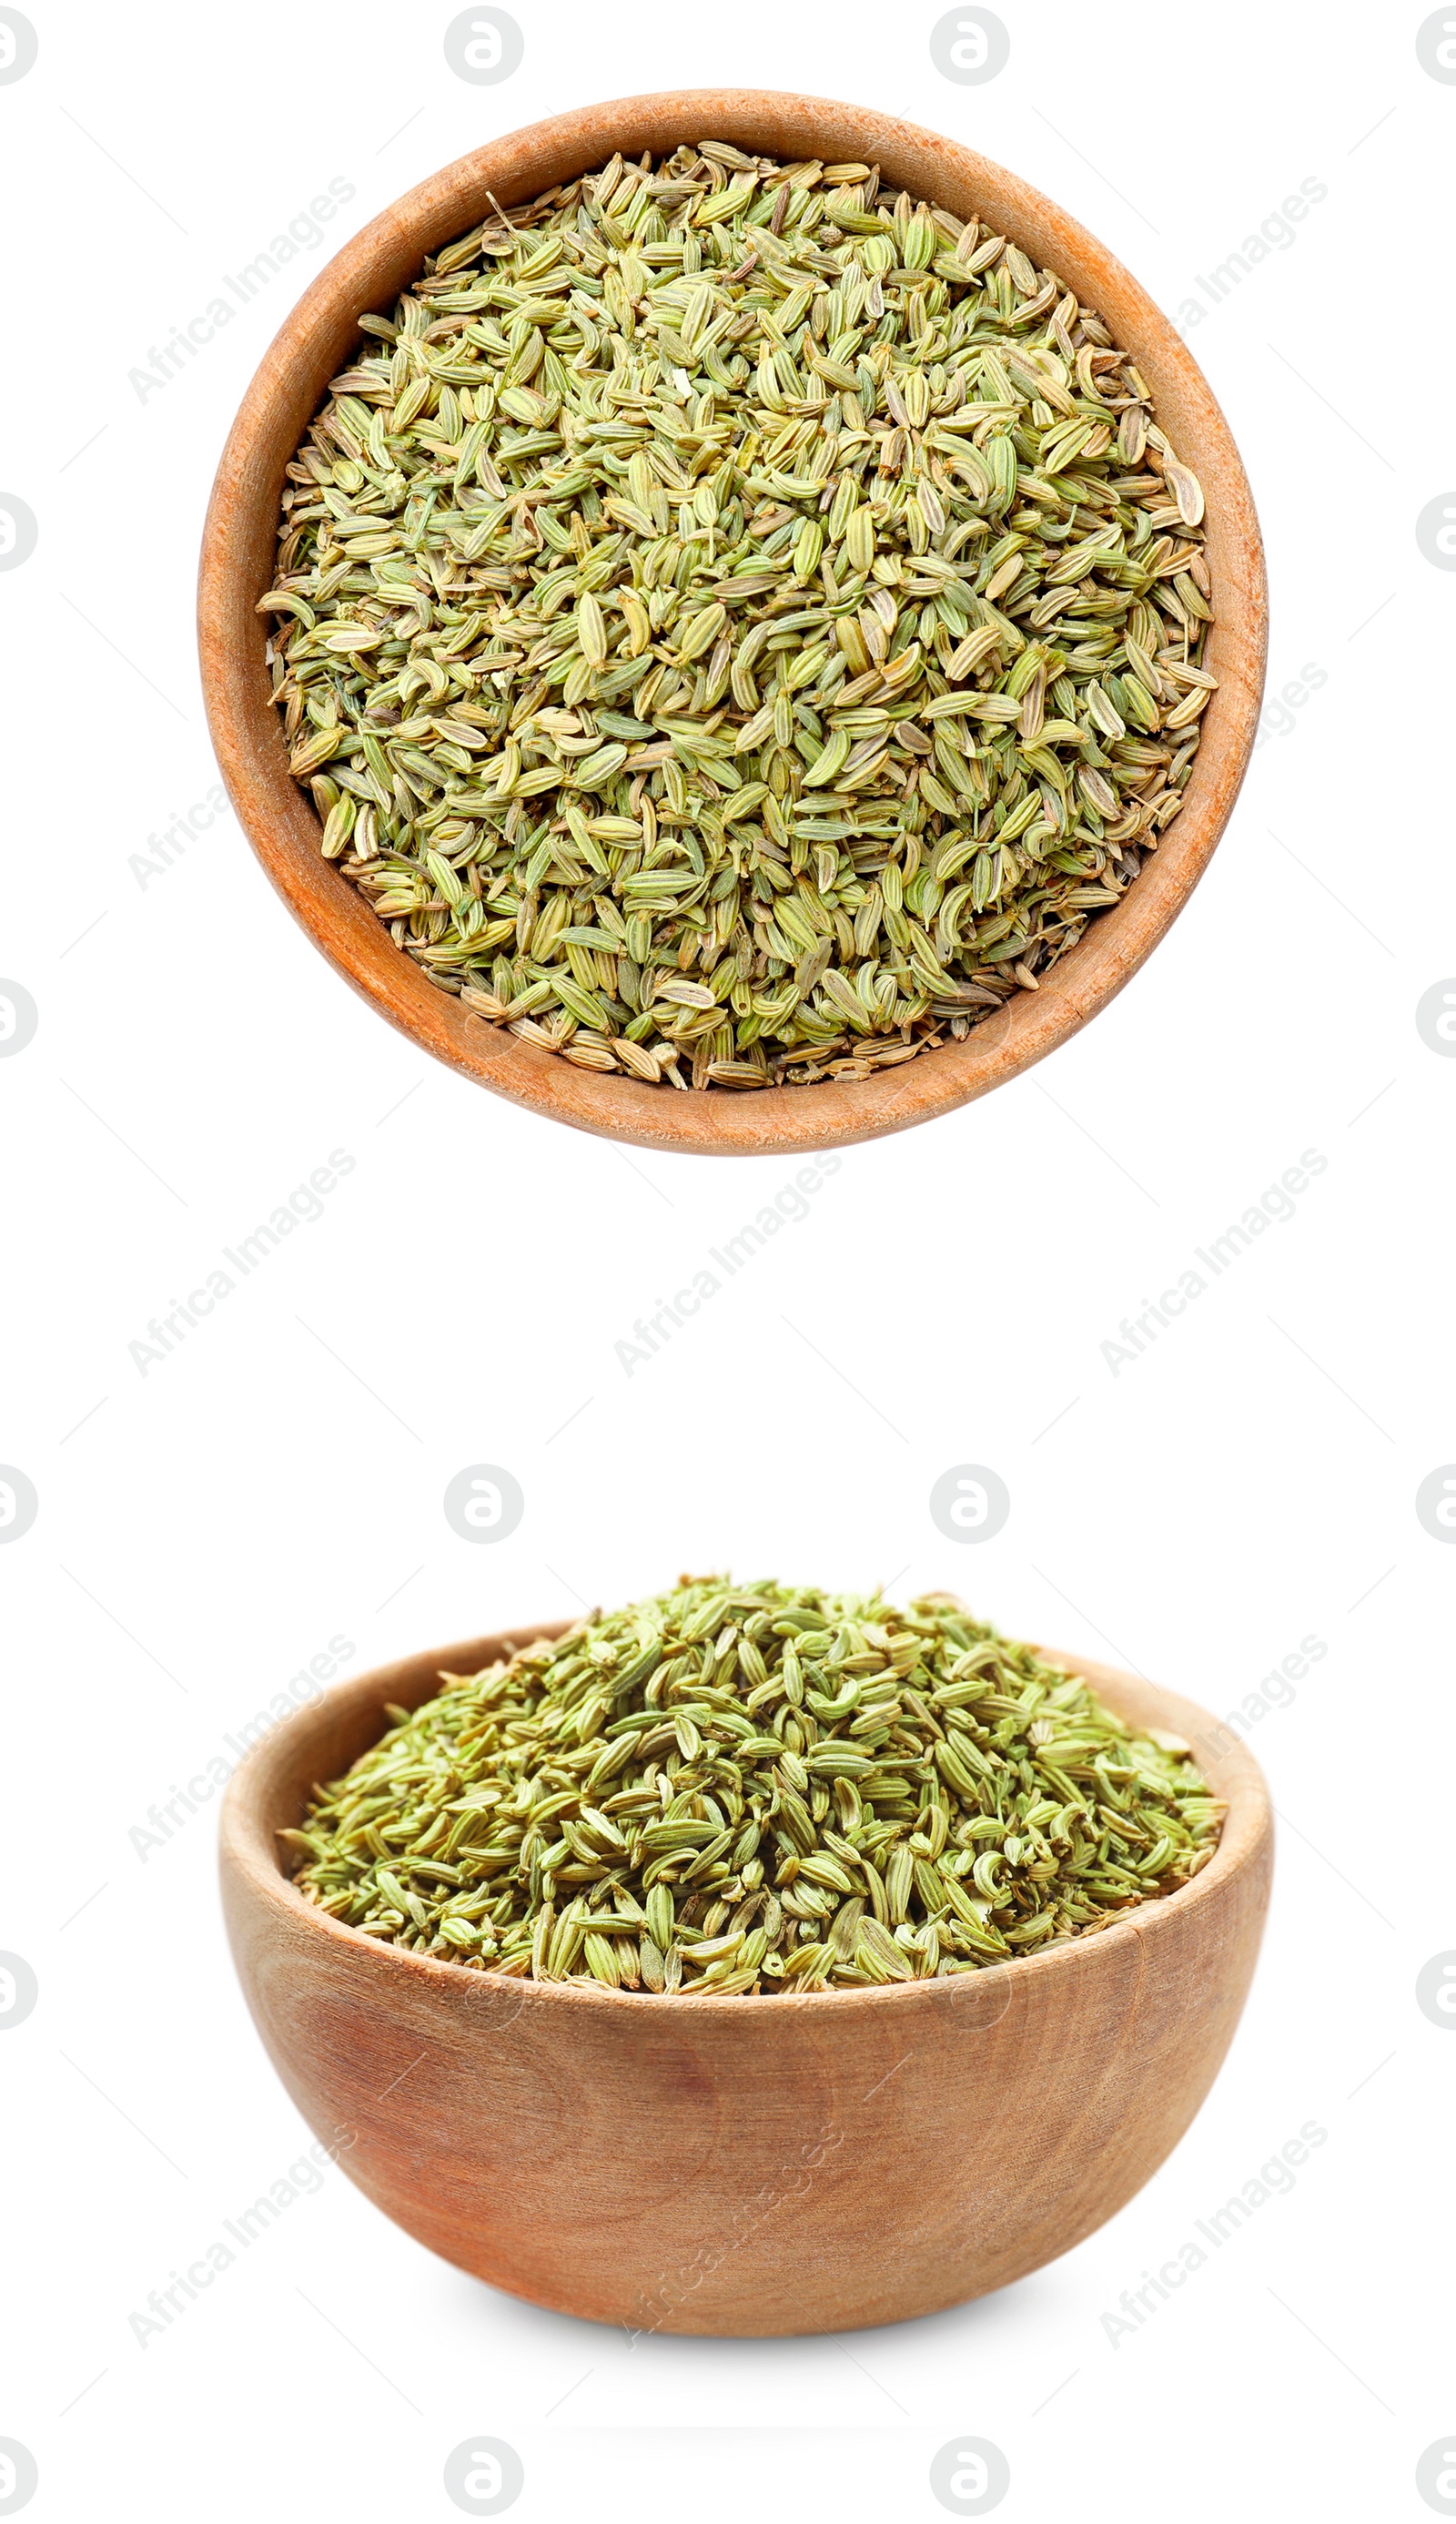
219;1623;1272;2336
198;90;1266;1159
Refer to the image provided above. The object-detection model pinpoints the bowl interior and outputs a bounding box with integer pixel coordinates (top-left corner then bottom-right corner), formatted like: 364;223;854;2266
198;90;1266;1155
226;1622;1271;2007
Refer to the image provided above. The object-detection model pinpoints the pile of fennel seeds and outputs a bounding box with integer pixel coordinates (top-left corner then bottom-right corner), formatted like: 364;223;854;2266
263;144;1215;1091
288;1578;1224;1997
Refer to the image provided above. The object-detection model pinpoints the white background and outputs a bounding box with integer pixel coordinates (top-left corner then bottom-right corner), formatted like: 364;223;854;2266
1;3;1451;2518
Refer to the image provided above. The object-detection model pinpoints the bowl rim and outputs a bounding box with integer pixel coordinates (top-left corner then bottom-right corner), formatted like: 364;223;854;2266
197;86;1268;1160
219;1619;1273;2024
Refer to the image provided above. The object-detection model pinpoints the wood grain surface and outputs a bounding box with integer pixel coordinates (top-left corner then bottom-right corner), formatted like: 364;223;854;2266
197;88;1267;1158
219;1624;1272;2335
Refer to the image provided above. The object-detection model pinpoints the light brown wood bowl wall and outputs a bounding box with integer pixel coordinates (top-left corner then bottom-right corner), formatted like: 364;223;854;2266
219;1624;1272;2336
198;89;1266;1158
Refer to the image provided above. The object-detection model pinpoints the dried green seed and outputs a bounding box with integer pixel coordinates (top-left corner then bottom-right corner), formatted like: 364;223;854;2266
260;146;1214;1092
292;1577;1224;1997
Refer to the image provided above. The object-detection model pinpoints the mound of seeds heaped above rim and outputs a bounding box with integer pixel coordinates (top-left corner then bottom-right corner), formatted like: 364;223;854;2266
262;144;1216;1092
287;1578;1225;1996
